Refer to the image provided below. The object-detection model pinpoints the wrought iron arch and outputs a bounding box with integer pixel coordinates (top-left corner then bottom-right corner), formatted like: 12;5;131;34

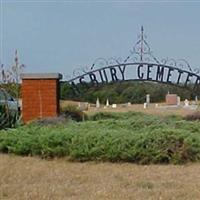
66;62;200;94
64;27;200;95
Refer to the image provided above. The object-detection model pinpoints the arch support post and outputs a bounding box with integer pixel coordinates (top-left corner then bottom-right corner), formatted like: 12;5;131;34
21;73;62;123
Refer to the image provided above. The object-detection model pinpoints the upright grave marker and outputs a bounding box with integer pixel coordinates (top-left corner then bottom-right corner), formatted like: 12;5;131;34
146;94;150;104
166;94;178;105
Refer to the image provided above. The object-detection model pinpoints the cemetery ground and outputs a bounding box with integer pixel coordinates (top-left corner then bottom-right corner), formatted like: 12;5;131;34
60;100;198;116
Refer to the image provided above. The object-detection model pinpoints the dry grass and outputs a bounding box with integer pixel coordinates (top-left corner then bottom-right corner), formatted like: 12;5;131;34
1;154;200;200
60;100;80;107
86;104;197;117
60;100;199;117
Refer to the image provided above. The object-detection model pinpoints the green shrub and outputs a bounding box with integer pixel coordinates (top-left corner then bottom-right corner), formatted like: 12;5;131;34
89;112;121;121
1;112;200;164
31;116;68;126
184;112;200;121
61;105;87;122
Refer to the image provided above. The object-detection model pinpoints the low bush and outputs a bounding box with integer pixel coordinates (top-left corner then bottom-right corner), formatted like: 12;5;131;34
0;112;200;164
31;116;69;126
89;111;146;121
184;112;200;121
61;105;87;122
89;112;121;121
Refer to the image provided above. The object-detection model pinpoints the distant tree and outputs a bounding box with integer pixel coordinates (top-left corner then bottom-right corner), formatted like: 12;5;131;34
60;81;194;104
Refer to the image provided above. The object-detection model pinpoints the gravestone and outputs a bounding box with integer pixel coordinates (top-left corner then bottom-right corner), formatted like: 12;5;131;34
177;96;181;106
184;99;189;107
195;96;198;104
146;94;150;104
112;104;117;108
127;102;131;107
96;98;100;108
166;94;178;105
106;99;109;107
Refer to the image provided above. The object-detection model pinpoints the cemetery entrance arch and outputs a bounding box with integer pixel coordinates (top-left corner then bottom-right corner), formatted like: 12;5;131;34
66;62;200;95
64;27;200;95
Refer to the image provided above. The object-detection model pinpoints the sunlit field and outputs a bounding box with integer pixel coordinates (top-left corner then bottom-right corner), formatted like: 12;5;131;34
1;154;200;200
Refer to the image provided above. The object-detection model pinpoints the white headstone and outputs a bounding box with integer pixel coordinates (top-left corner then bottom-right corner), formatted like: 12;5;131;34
177;96;181;106
112;104;117;108
127;102;131;107
184;99;189;107
146;94;150;104
144;103;147;109
106;99;109;107
195;96;198;104
96;98;100;108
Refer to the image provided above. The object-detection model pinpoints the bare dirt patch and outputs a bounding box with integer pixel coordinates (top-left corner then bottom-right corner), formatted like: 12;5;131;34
1;154;200;200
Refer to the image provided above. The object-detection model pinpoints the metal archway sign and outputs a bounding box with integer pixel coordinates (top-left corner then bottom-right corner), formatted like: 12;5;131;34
64;27;200;94
66;62;200;94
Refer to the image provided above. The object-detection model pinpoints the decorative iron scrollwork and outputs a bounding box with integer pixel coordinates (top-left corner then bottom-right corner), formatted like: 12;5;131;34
124;26;160;64
91;57;121;71
66;26;195;81
70;65;91;80
194;68;200;75
176;59;193;72
91;58;108;70
160;58;192;72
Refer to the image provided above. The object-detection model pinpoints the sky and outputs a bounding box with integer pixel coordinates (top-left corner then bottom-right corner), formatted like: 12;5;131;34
1;0;200;79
